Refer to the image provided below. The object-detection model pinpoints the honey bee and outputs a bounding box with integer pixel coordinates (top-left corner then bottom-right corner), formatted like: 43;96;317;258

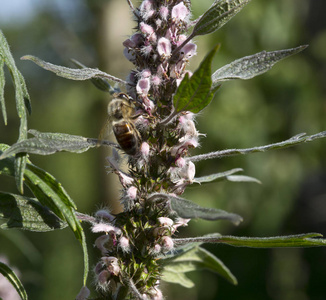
100;93;141;155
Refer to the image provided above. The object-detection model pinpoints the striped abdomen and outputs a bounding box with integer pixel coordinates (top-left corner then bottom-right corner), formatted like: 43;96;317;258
113;121;139;155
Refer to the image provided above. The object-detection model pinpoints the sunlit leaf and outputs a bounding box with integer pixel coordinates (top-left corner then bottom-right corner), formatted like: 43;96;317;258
173;45;220;114
212;45;308;87
193;0;251;37
0;262;28;300
174;233;326;248
21;55;126;85
0;192;67;231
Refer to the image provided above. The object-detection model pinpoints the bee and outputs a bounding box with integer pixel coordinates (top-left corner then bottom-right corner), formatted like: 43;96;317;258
100;93;141;155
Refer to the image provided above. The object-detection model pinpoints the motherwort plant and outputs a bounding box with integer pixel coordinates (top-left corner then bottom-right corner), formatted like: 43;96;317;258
0;0;326;299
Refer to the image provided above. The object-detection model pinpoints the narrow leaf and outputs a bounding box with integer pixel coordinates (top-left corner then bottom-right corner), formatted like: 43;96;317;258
169;195;243;225
0;130;97;159
188;131;326;162
0;192;67;231
193;0;251;37
0;30;31;193
162;246;237;285
212;45;308;86
226;175;261;184
173;45;219;114
70;59;118;94
21;55;126;85
194;168;243;183
174;233;326;248
0;57;7;125
0;262;28;300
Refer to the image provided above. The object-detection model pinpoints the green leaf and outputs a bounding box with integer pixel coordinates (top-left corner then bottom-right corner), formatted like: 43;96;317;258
0;30;31;193
0;130;97;159
21;55;126;85
0;192;67;231
193;0;251;37
173;45;219;114
169;195;243;225
0;144;80;238
174;233;326;248
212;45;308;87
162;246;237;286
0;262;28;300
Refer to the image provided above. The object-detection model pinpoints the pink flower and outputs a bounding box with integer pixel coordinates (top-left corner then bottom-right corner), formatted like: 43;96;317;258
157;37;172;57
180;43;197;58
159;6;169;20
171;2;189;22
119;236;130;253
140;22;154;35
136;78;151;96
158;217;174;227
140;0;154;20
94;235;111;254
161;236;174;251
126;186;138;200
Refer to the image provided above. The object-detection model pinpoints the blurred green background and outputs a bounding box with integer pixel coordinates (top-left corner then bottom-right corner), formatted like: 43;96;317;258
0;0;326;299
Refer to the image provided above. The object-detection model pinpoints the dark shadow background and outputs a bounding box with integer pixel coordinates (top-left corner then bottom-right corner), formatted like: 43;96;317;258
0;0;326;299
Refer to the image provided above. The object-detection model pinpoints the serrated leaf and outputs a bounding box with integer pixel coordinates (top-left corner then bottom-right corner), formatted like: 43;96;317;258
169;195;243;225
0;192;67;231
0;262;28;300
173;45;219;114
174;233;326;248
0;130;97;159
21;55;126;85
162;246;237;286
193;0;251;37
212;45;308;86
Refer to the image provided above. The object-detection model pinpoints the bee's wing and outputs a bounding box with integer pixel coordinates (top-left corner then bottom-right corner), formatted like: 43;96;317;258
97;117;113;147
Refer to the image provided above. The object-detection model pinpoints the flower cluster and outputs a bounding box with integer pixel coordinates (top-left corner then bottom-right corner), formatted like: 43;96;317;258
92;3;202;295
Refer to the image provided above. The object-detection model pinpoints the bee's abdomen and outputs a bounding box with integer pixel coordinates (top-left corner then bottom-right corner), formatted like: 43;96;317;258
113;121;138;155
